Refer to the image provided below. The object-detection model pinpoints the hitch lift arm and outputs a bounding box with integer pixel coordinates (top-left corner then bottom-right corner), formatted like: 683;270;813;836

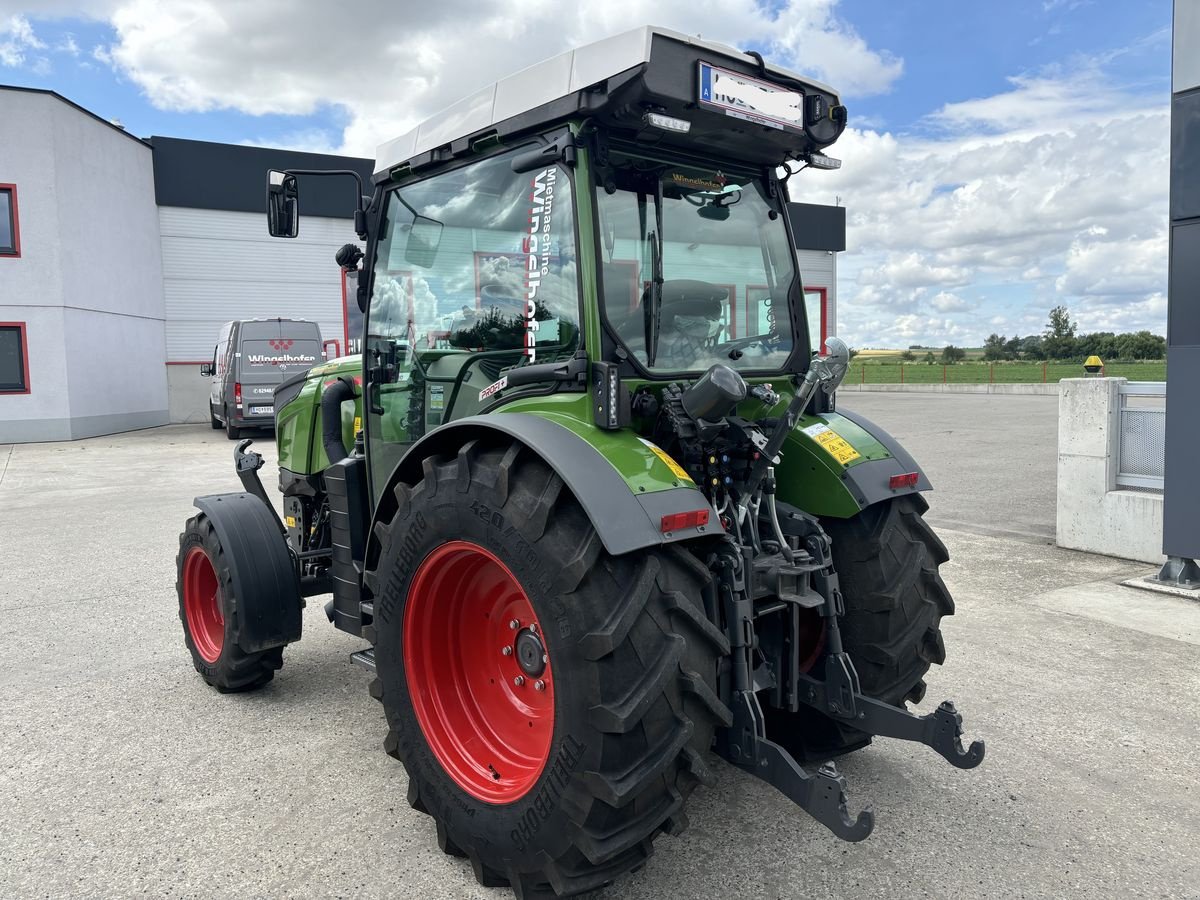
715;549;874;841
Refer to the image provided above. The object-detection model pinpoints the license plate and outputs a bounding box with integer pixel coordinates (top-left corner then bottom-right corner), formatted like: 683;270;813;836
250;405;274;416
697;61;803;131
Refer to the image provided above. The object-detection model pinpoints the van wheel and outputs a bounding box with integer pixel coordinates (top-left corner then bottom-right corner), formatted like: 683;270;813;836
210;404;221;429
225;409;241;440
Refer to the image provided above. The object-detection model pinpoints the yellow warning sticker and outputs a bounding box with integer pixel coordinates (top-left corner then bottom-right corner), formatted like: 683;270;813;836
637;437;693;482
285;515;297;528
353;416;362;435
802;422;861;466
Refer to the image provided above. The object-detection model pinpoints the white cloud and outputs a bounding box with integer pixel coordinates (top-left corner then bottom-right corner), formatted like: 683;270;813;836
929;291;971;312
0;13;44;66
85;0;902;156
858;253;969;289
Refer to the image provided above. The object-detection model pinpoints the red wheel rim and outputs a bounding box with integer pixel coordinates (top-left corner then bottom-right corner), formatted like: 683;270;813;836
183;546;224;663
404;541;554;803
797;608;826;673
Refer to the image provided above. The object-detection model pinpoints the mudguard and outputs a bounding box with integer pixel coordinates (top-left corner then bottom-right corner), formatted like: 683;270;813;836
772;407;932;518
372;411;725;559
193;492;303;652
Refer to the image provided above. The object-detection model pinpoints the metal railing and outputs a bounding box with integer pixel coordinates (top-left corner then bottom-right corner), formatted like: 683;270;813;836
1116;381;1166;491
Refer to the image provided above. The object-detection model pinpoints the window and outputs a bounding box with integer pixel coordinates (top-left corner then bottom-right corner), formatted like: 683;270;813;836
0;323;29;393
365;148;582;495
594;152;798;373
0;185;19;258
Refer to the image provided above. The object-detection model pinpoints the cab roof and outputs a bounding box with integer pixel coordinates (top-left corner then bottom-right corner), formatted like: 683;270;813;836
374;26;842;178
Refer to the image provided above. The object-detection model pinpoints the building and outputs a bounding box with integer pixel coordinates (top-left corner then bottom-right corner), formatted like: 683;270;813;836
1;85;841;443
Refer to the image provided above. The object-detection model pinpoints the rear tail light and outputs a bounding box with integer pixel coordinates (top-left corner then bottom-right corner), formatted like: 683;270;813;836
234;382;242;406
661;509;710;533
889;472;919;490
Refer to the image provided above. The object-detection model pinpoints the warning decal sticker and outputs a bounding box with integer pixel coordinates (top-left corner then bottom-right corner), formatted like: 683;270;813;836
801;422;862;466
637;437;693;483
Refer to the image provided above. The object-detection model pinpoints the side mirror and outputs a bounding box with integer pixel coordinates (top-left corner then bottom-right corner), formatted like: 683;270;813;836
267;170;299;238
200;363;213;377
404;214;444;268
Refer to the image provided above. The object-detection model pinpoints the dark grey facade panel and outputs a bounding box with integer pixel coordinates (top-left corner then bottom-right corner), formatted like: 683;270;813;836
1162;348;1200;558
1168;220;1200;347
1170;88;1200;222
1163;0;1200;562
149;136;373;219
787;202;846;252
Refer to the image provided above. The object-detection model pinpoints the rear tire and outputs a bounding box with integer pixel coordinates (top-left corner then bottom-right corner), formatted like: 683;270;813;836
176;513;283;692
364;440;730;898
767;494;954;761
225;409;241;440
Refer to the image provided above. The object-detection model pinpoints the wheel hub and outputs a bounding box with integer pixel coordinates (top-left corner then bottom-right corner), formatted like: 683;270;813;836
514;627;546;677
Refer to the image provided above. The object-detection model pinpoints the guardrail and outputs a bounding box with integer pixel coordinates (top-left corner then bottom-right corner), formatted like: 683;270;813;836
1116;381;1166;492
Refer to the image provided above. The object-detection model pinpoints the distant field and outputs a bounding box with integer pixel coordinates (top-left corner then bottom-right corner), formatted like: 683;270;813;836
846;360;1167;384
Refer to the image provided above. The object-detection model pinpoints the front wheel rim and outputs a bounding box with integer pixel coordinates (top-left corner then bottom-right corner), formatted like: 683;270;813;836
182;546;224;663
404;541;554;803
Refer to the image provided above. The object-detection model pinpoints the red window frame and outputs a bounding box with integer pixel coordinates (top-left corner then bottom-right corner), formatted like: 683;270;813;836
0;321;30;394
0;184;20;259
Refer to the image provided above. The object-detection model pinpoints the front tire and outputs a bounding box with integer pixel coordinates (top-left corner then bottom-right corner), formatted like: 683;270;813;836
365;440;730;898
209;403;221;429
176;513;282;692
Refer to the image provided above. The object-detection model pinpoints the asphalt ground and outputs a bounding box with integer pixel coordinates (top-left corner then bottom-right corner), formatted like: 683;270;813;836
2;394;1197;899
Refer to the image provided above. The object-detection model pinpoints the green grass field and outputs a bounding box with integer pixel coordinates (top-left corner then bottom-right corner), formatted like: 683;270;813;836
846;360;1167;384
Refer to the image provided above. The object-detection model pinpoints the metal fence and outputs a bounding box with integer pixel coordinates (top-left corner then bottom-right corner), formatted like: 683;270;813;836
1116;382;1166;491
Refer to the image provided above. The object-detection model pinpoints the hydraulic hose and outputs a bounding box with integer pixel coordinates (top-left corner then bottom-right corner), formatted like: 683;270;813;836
321;376;356;464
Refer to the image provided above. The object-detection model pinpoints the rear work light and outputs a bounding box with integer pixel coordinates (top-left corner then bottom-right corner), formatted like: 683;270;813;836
660;509;710;533
643;111;692;133
889;472;919;490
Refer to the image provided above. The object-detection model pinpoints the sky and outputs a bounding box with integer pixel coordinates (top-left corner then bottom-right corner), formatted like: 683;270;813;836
0;0;1175;348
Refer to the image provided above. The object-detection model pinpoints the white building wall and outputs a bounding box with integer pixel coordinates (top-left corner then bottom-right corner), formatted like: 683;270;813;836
797;248;837;339
159;207;358;422
0;89;165;442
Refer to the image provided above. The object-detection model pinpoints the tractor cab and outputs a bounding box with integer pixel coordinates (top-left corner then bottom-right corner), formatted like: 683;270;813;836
270;26;849;496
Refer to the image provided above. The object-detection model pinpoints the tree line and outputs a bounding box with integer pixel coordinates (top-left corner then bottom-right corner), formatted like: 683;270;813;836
980;306;1165;362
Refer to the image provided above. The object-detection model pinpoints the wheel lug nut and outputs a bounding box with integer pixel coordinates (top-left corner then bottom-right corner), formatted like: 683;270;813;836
501;646;512;656
534;680;545;692
529;623;538;634
509;619;520;630
513;675;525;687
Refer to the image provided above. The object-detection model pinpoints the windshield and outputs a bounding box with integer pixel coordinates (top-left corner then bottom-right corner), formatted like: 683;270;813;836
595;151;801;373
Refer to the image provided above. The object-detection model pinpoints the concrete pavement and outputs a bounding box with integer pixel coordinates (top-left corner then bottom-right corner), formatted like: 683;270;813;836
1;402;1197;899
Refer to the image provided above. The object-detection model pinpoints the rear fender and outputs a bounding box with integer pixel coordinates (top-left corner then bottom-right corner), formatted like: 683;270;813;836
772;407;932;519
366;412;724;573
193;492;302;652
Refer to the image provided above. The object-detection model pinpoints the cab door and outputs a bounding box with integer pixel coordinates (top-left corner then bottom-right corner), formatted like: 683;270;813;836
363;148;584;503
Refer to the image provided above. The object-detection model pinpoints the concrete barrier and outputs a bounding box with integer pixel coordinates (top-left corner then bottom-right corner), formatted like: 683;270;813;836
840;382;1059;395
1055;378;1165;564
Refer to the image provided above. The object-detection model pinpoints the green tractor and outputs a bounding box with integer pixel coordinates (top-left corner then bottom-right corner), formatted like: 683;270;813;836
176;26;983;899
